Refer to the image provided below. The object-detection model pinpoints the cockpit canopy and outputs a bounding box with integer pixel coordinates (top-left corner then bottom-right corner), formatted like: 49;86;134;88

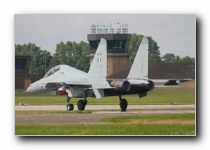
44;65;60;78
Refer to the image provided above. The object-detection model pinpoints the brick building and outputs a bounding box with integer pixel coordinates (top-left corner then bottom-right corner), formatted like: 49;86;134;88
15;55;42;89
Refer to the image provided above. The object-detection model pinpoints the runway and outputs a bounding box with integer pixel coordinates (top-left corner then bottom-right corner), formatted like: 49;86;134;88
15;104;195;111
15;105;195;124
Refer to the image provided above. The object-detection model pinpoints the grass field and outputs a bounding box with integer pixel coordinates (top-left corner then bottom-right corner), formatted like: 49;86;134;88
15;113;195;135
15;86;195;106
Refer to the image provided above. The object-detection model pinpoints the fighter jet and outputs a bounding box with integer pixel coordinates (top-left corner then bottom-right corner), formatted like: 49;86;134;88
26;37;154;111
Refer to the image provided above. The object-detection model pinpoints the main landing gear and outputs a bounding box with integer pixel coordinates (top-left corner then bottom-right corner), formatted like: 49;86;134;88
119;95;128;112
77;99;87;110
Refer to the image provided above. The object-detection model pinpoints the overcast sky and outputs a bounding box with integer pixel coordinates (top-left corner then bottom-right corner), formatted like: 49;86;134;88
15;14;196;58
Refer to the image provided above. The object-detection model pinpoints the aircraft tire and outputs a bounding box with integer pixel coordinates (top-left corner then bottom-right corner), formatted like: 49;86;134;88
77;100;85;110
120;99;128;112
67;104;74;111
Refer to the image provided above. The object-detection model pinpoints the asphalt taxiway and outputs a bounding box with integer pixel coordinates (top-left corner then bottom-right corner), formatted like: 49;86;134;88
15;104;195;111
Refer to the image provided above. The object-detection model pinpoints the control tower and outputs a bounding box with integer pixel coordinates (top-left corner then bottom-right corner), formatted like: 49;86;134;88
87;23;131;76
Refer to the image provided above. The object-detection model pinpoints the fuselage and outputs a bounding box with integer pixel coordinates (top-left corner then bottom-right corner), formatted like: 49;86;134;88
26;64;88;94
26;64;154;98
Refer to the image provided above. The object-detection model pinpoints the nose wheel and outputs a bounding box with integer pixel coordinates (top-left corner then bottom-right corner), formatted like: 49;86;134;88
66;97;74;111
67;103;74;110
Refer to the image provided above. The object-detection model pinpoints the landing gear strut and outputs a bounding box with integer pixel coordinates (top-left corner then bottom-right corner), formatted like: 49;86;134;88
119;95;128;112
66;96;74;111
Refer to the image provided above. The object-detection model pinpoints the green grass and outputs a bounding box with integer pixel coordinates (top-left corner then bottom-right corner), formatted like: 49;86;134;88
15;87;195;106
15;124;195;135
15;113;195;135
101;113;195;123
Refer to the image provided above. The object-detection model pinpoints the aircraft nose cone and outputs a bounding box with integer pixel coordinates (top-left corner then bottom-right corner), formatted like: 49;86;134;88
25;82;45;94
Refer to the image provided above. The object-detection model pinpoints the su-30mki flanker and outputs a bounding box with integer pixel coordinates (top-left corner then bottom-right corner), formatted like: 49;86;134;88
26;37;155;111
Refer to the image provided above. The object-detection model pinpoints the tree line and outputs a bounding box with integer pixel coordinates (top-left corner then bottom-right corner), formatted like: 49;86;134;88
15;33;195;75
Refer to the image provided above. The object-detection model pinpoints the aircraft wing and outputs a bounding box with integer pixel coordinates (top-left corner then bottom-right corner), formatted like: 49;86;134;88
44;81;114;99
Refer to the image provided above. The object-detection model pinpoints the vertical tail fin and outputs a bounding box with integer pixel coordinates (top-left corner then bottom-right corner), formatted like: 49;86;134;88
88;38;107;82
127;37;148;79
88;38;110;98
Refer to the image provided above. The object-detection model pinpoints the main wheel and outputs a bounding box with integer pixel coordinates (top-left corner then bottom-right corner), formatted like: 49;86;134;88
77;100;85;110
67;104;74;111
120;99;128;112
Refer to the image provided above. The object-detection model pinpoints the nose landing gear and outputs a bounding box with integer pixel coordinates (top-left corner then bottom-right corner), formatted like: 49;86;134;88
66;97;74;111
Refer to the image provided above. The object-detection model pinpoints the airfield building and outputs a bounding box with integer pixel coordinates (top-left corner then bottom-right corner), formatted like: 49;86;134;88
15;55;42;89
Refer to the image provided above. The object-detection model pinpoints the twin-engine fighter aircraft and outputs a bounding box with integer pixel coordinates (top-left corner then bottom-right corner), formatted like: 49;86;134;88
26;37;154;111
